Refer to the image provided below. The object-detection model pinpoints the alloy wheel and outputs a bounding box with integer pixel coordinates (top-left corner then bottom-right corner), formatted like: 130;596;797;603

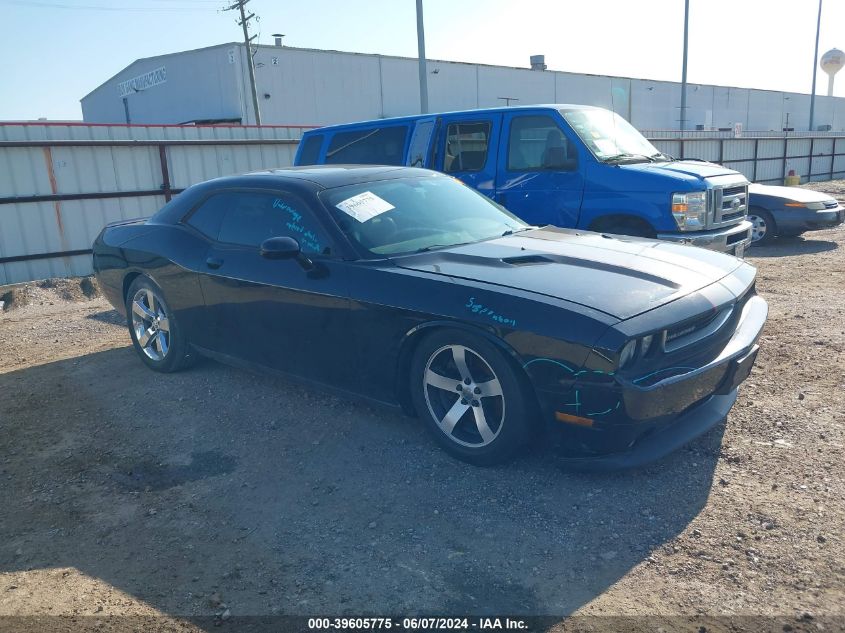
130;288;170;361
422;344;505;448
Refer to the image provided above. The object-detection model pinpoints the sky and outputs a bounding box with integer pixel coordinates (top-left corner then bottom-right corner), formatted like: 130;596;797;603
1;0;844;121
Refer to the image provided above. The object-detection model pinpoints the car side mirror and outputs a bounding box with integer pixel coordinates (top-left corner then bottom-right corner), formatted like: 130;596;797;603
260;236;301;260
260;236;316;271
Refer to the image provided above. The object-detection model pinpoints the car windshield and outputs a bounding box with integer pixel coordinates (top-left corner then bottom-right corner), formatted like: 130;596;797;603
320;175;530;257
561;108;663;162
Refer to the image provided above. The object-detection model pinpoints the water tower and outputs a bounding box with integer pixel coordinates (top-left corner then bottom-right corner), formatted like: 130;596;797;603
820;48;845;96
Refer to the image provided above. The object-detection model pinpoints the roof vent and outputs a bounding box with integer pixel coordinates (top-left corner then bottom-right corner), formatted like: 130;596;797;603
272;33;285;47
530;55;547;71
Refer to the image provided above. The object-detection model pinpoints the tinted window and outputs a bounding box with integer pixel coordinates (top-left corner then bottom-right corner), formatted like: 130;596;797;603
297;134;323;165
508;115;576;171
444;121;490;173
185;193;230;239
213;191;329;254
325;126;408;165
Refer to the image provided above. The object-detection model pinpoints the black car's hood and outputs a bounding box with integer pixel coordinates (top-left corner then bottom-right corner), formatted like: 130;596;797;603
394;227;746;320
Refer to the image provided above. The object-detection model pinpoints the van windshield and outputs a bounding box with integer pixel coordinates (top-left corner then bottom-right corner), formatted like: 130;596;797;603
320;175;529;257
561;108;664;163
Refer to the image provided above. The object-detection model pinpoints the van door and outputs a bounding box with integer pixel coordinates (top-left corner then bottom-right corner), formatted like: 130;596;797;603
406;117;437;167
495;111;585;228
434;113;502;199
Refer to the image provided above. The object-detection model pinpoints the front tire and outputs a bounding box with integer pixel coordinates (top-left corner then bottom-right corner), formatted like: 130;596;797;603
747;208;776;245
126;276;193;373
409;329;531;465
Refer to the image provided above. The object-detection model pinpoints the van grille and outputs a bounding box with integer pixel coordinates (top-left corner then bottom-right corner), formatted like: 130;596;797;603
715;185;748;225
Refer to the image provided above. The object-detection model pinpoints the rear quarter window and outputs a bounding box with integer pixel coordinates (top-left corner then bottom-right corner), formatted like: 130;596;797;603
325;126;408;165
297;134;324;165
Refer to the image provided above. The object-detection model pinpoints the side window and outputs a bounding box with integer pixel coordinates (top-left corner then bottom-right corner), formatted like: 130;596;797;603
215;192;330;255
185;193;232;240
407;119;435;167
444;121;491;173
325;126;408;165
508;115;577;172
297;134;324;165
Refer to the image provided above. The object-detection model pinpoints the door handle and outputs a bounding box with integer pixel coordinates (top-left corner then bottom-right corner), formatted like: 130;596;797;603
205;256;223;270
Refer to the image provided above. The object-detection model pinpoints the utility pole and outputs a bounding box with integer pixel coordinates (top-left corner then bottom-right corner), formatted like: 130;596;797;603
680;0;690;132
416;0;429;114
226;0;262;125
809;0;822;132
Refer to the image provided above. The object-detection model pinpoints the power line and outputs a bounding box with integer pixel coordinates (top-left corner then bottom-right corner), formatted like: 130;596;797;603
224;0;262;125
3;0;219;11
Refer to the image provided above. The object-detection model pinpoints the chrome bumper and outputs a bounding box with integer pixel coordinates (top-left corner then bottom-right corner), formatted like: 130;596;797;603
657;220;753;256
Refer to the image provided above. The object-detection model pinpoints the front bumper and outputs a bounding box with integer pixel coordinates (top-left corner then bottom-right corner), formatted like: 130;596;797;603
541;294;767;470
558;389;738;472
657;220;752;256
774;206;845;234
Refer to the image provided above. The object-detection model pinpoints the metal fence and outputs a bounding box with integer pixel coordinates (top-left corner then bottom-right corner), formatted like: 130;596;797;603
644;133;845;186
2;123;845;286
0;123;311;286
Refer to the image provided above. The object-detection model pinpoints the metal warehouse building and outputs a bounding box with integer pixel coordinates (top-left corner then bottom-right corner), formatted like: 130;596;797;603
81;43;845;131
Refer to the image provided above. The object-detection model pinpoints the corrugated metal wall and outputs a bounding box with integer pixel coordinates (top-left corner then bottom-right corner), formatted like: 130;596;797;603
2;122;843;287
0;123;308;286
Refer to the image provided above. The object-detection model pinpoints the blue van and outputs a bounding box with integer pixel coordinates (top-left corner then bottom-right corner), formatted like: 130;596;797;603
295;105;752;255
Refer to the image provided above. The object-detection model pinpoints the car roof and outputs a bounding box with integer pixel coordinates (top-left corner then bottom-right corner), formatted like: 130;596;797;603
151;165;439;225
207;165;436;190
301;104;600;135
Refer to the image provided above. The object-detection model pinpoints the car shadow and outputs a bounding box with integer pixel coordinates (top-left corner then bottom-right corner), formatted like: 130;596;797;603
0;348;723;628
85;309;125;325
748;236;838;257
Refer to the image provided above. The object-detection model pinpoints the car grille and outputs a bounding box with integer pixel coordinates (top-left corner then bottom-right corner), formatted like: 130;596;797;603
823;200;839;210
663;305;735;353
715;185;748;224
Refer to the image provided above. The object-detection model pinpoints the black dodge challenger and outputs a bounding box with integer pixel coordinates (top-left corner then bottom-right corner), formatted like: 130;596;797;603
93;166;767;468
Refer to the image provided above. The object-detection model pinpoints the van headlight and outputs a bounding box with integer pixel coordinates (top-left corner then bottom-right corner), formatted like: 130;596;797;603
671;192;707;231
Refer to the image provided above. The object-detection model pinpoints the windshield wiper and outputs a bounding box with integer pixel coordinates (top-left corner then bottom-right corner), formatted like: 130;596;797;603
415;241;472;253
501;227;531;236
603;152;655;164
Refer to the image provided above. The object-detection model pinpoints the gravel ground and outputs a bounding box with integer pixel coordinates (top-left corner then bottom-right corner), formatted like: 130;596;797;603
0;186;843;632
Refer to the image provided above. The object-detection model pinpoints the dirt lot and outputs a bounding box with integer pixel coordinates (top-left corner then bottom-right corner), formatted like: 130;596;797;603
1;190;844;632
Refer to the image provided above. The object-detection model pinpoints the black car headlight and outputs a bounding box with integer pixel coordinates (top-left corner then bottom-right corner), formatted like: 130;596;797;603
618;340;638;369
618;334;658;369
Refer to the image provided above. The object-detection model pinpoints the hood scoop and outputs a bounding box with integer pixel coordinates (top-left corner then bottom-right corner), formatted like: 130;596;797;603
501;254;555;266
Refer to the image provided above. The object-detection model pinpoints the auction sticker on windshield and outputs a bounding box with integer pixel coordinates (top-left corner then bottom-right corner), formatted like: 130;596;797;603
335;191;395;223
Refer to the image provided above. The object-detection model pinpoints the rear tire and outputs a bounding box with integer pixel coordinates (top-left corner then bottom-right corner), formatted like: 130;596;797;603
747;208;776;245
126;276;194;373
409;329;531;465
